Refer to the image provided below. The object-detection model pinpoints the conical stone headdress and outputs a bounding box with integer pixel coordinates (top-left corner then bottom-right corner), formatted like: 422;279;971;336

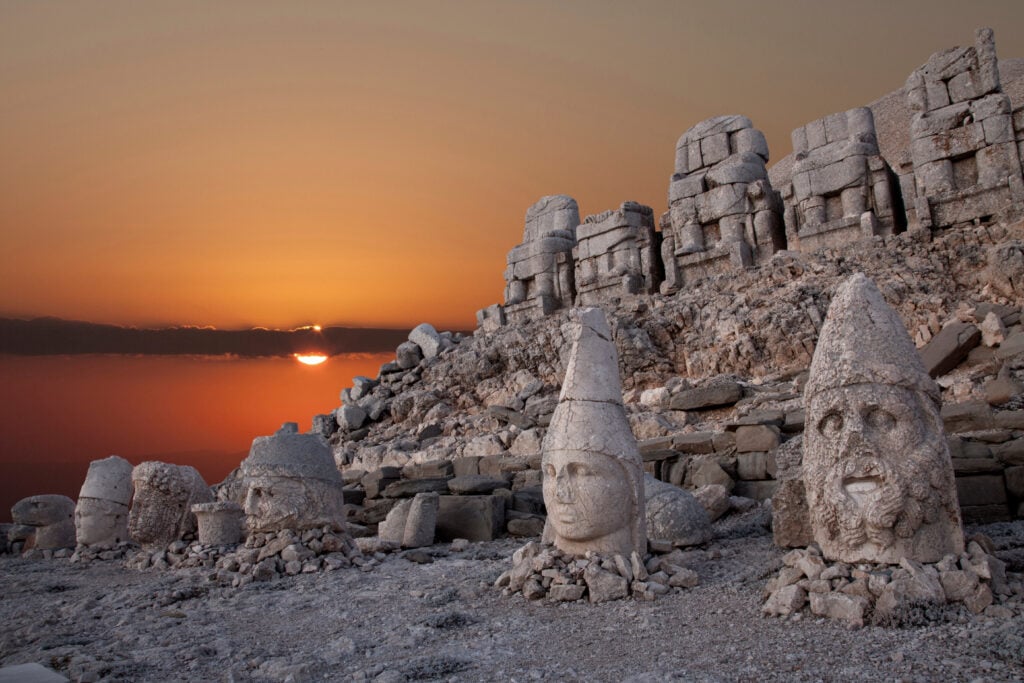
543;307;646;556
806;272;940;406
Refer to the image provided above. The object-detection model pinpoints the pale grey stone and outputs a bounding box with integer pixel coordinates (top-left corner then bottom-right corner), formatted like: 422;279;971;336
336;404;368;431
408;323;442;360
402;492;438;548
643;475;712;547
11;495;76;550
239;429;346;534
191;501;243;545
542;308;646;558
129;462;213;549
804;274;963;564
396;341;423;369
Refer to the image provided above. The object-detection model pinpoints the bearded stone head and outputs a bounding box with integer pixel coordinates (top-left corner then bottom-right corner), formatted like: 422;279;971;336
128;462;213;549
804;274;963;564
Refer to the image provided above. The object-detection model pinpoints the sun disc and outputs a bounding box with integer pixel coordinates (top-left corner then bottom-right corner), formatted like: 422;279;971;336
294;353;328;366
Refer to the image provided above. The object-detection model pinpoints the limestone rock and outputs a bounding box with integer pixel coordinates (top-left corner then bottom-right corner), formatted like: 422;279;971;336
541;308;646;557
129;463;213;549
191;501;244;546
692;484;730;522
643;475;712;547
804;273;963;564
11;495;76;550
239;427;346;534
409;323;442;360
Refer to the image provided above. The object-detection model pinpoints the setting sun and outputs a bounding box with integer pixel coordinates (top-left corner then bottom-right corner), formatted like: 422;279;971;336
294;353;328;366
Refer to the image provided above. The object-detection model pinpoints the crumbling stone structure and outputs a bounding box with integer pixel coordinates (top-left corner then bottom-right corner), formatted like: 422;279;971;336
11;495;76;550
75;455;134;548
573;201;660;306
501;195;579;325
661;115;784;293
784;107;904;252
904;28;1024;230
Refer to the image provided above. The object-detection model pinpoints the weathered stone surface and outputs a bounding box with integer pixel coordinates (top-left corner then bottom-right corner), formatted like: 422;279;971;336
409;323;442;360
12;495;76;550
402;492;439;548
191;501;244;546
583;563;629;603
763;584;808;616
447;475;508;495
809;591;869;627
239;426;345;534
574;201;660;305
644;475;712;547
381;478;450;498
919;322;981;377
129;462;213;549
0;663;69;683
692;484;730;522
735;425;781;453
396;341;423;369
804;274;963;564
435;495;505;542
336;404;368;431
402;459;454;480
541;308;646;557
669;378;742;410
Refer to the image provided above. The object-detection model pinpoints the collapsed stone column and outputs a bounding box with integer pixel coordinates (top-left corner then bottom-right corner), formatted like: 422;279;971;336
785;107;905;251
191;501;244;546
573;201;661;306
662;115;785;293
904;28;1024;229
500;195;579;325
240;423;347;534
541;307;646;557
803;273;963;564
128;462;214;550
75;455;134;547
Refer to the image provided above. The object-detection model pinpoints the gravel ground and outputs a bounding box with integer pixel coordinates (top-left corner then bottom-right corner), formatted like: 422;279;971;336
2;513;1022;682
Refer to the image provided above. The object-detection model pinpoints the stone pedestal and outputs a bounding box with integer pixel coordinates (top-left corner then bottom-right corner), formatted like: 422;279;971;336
192;501;244;546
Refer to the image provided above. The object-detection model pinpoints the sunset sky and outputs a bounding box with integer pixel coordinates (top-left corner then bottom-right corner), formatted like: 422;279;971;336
4;1;1024;333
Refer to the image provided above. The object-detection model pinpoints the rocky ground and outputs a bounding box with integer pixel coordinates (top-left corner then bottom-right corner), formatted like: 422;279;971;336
2;512;1022;682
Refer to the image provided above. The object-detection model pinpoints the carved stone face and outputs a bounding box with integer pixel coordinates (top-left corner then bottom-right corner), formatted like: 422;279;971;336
243;474;344;533
128;481;190;548
542;448;632;554
75;498;129;547
804;383;958;563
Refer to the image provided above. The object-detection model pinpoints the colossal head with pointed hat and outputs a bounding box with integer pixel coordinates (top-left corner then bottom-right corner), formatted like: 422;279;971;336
541;307;646;557
75;455;134;547
240;423;346;533
804;273;963;564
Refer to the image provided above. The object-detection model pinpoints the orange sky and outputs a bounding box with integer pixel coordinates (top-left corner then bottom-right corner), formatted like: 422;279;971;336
3;1;1024;331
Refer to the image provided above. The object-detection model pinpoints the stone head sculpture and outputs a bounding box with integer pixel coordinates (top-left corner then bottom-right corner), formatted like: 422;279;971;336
11;494;76;549
75;455;134;547
128;461;213;549
541;307;646;557
804;273;963;564
240;424;346;534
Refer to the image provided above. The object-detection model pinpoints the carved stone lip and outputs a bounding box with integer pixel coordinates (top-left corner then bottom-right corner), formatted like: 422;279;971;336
842;476;881;493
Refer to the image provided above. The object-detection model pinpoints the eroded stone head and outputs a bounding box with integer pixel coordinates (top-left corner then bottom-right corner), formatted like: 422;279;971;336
76;455;134;547
541;308;645;557
804;273;963;564
240;426;345;533
11;494;76;549
128;461;213;549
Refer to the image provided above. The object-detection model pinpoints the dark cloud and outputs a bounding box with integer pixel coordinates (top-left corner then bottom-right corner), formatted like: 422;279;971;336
0;317;411;357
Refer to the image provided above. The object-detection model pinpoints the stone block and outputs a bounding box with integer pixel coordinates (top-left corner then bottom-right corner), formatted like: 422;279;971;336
447;475;508;495
1005;466;1024;498
920;322;981;377
435;495;505;542
736;452;769;481
381;478;450;499
941;401;994;433
361;470;401;499
670;379;742;410
672;432;717;454
955;474;1008;508
408;323;442;360
809;592;868;627
735;425;781;453
452;456;481;477
771;479;813;548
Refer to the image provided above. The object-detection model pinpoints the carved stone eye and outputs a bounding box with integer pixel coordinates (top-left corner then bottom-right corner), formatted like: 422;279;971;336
543;464;556;478
864;407;896;431
818;412;843;436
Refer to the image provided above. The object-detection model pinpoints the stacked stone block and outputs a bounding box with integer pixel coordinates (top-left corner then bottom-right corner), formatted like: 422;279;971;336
904;28;1024;230
784;107;904;252
573;201;660;306
501;195;579;325
661;115;785;293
